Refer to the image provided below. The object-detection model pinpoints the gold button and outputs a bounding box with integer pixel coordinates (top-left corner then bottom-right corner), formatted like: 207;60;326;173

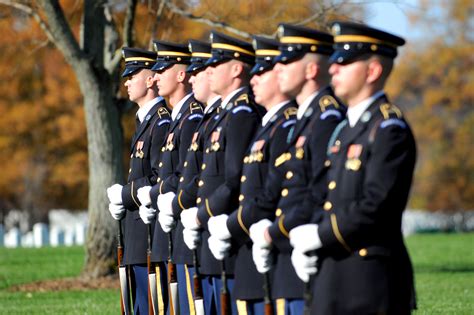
241;176;247;183
286;171;293;179
161;147;165;152
324;160;331;167
275;208;282;217
201;163;206;170
196;197;201;204
328;181;336;190
323;201;332;211
243;156;249;163
184;161;188;167
130;154;133;158
239;194;244;201
281;188;289;197
206;148;210;153
157;177;161;183
198;180;204;187
180;177;184;182
128;168;131;173
335;140;341;146
159;162;163;167
359;248;368;257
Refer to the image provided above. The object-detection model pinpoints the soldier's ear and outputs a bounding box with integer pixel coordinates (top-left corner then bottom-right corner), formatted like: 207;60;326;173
366;58;383;84
177;70;187;83
305;61;319;80
145;75;155;88
230;61;244;79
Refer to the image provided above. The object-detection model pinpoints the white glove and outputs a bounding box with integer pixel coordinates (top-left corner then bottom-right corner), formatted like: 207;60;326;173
208;235;231;260
183;228;201;250
181;207;200;230
252;244;272;273
291;248;318;283
249;219;272;249
289;224;322;253
107;184;123;205
109;203;126;220
157;192;175;214
208;214;231;240
158;212;176;233
139;205;156;224
137;186;152;207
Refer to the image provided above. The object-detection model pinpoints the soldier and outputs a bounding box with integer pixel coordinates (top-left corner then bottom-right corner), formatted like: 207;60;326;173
167;39;222;315
206;36;298;314
181;31;264;314
288;21;417;314
248;24;346;314
136;41;204;314
107;47;171;315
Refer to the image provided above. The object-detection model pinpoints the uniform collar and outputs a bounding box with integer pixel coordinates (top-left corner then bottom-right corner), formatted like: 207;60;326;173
205;95;221;113
220;87;245;109
347;90;385;127
297;90;320;120
136;96;164;123
262;100;291;127
171;93;193;120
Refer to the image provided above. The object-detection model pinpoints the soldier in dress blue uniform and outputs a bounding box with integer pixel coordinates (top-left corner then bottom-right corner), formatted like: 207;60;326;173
180;31;265;315
107;47;171;315
247;24;346;315
288;21;417;315
206;36;298;314
165;39;222;315
136;41;204;314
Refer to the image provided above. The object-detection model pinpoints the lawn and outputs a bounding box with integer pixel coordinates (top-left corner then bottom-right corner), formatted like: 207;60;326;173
0;233;473;314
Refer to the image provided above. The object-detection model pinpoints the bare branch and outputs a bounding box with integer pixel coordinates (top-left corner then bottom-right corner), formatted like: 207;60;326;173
148;0;167;48
163;0;252;39
0;0;55;44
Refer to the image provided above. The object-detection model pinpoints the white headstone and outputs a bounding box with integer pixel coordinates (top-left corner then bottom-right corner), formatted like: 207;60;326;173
22;231;34;247
64;228;75;246
75;223;87;245
50;227;65;247
5;227;21;248
33;223;49;247
0;224;4;247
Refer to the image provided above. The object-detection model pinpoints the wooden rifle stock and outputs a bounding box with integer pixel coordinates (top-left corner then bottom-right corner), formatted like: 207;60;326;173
193;249;203;300
263;272;274;315
168;232;178;315
147;224;156;315
220;260;230;315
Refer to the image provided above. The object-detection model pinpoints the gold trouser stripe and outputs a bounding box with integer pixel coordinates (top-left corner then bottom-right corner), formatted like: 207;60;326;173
131;181;140;207
236;299;248;315
185;265;196;315
156;265;165;315
330;213;351;252
237;206;250;236
178;190;185;210
278;215;289;238
276;298;286;315
205;198;214;217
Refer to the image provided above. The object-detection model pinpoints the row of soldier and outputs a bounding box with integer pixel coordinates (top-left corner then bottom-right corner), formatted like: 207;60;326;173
106;20;417;315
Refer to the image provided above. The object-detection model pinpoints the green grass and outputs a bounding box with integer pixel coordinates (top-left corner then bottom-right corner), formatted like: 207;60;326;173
0;234;473;314
407;233;474;315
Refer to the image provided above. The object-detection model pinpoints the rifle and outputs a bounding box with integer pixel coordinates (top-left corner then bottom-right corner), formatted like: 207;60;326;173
147;224;158;315
303;250;317;315
263;271;274;315
117;220;131;315
168;232;179;315
220;260;230;315
193;249;205;315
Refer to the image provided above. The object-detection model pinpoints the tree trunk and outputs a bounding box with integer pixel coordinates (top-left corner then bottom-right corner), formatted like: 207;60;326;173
78;68;124;278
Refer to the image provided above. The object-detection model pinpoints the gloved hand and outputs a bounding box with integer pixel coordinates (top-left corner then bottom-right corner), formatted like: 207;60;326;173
181;207;200;230
139;205;156;224
137;186;152;207
208;235;231;260
109;203;126;220
250;219;273;274
183;228;201;250
158;211;176;233
291;248;318;283
107;184;123;205
157;192;175;214
252;243;273;273
289;224;322;252
208;214;231;240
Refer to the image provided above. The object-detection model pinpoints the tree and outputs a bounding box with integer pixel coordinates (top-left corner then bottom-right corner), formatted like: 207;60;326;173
387;0;474;211
0;0;359;278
